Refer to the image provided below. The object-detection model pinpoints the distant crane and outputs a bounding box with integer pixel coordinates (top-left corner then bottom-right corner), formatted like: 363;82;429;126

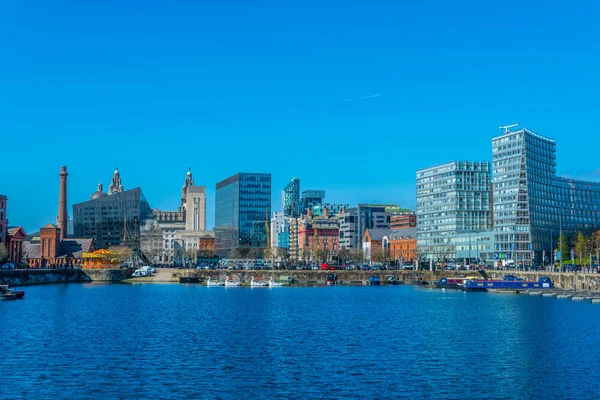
499;122;520;134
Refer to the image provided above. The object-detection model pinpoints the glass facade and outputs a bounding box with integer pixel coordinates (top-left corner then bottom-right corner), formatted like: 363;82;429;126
492;128;600;263
416;161;492;260
300;190;325;215
282;177;300;218
73;188;155;250
215;173;271;254
338;204;392;250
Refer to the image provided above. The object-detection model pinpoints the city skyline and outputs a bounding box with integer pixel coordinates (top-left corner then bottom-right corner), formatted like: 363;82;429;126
4;123;600;235
3;1;600;232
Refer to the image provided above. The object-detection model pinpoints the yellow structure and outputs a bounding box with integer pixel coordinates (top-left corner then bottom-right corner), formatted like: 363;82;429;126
82;249;121;269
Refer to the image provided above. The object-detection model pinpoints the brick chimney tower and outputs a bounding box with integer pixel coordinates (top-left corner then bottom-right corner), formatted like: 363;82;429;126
58;166;68;241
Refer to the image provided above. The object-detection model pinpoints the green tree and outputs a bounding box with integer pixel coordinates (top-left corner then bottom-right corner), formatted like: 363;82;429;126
573;231;590;263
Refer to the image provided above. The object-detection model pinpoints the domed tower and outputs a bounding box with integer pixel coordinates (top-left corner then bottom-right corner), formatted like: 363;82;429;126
109;166;124;195
90;182;107;200
180;167;195;212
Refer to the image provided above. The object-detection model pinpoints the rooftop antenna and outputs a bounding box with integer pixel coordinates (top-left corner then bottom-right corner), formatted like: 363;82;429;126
499;122;520;134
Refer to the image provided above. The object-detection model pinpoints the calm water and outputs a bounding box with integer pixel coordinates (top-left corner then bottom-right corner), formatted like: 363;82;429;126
1;283;599;399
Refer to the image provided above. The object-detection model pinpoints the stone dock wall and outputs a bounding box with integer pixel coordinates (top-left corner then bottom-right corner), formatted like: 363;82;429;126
175;269;600;289
0;268;131;286
2;268;598;290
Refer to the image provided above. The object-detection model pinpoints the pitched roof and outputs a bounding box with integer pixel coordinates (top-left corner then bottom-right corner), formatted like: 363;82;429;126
390;227;417;239
364;228;391;241
21;238;94;260
56;239;94;259
41;223;57;229
22;242;40;259
7;226;27;238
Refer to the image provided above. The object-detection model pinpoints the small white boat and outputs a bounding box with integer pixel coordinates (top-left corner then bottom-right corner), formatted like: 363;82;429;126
206;277;224;287
268;277;285;287
251;277;268;287
224;277;241;287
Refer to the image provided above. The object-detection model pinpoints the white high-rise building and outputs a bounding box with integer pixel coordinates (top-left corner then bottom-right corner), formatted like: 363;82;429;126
186;186;206;231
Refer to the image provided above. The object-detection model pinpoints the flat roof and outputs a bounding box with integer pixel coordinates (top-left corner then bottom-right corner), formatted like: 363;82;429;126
492;128;556;143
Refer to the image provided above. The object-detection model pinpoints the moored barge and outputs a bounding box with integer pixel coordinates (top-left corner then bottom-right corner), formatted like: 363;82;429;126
461;276;553;292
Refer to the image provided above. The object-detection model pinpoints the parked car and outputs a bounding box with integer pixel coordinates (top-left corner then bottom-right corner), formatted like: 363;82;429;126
1;263;15;270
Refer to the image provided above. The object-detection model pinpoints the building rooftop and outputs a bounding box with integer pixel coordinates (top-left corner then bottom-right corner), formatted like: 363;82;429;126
492;127;556;143
23;238;94;260
364;228;390;241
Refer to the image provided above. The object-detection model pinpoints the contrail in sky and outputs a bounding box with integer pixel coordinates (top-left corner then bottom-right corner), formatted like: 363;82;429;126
343;94;381;102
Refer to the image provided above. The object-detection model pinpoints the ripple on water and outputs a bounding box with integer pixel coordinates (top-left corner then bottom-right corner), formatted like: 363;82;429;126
1;284;599;399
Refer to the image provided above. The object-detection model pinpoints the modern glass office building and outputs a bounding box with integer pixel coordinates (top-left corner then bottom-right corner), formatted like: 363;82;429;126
215;173;271;255
492;128;600;264
338;204;393;250
282;177;300;218
73;188;155;250
300;190;325;215
416;161;492;261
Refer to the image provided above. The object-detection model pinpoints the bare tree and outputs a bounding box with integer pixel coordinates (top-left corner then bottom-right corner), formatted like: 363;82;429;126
185;248;197;262
276;247;289;261
228;248;243;260
0;244;8;262
349;250;365;266
107;246;133;262
313;248;326;264
337;248;351;265
371;248;389;265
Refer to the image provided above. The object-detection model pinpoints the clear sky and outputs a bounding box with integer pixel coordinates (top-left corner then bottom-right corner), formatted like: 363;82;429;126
2;0;600;233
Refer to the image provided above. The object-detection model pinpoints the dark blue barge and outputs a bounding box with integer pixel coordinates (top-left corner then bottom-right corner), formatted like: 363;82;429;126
462;276;553;292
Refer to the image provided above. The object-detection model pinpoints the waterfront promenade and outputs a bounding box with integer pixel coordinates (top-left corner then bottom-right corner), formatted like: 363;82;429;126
3;267;600;295
149;268;600;292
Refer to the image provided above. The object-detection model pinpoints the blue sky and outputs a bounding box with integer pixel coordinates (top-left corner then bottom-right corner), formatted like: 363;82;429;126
2;0;599;233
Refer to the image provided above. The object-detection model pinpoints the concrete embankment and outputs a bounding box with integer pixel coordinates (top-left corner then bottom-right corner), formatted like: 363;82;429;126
171;269;600;289
0;268;131;286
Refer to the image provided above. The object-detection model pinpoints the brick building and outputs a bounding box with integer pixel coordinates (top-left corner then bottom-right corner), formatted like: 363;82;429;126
23;166;94;268
296;208;339;264
6;226;27;263
23;223;94;268
390;211;416;230
362;228;390;264
389;228;417;265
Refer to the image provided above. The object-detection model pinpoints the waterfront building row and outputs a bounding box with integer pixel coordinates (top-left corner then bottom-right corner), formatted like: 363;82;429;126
416;126;600;265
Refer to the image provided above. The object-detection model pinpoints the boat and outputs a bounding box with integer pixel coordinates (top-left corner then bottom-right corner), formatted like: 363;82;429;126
224;277;241;287
461;276;553;292
268;277;285;287
407;274;429;285
368;276;381;285
326;273;339;286
206;277;224;286
250;277;267;287
179;276;200;283
0;285;25;300
385;276;403;285
434;275;480;289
